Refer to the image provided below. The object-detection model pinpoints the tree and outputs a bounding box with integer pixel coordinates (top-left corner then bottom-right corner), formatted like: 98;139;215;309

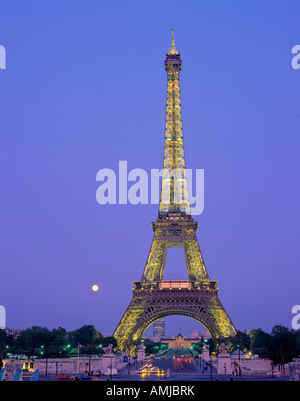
295;330;300;357
192;341;204;354
268;325;297;367
250;328;271;358
152;342;164;355
12;326;70;358
48;327;68;357
102;336;117;349
0;329;7;359
204;338;216;354
219;331;251;354
6;334;14;347
68;325;102;347
232;331;251;352
67;325;104;356
13;326;52;358
140;339;166;355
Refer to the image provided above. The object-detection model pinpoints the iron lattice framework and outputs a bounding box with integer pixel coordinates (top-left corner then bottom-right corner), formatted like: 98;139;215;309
113;31;236;352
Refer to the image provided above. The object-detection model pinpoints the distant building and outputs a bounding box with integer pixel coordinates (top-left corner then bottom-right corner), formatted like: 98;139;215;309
148;337;161;343
153;318;165;338
199;329;211;340
190;330;199;338
5;328;22;339
239;329;252;335
161;332;197;349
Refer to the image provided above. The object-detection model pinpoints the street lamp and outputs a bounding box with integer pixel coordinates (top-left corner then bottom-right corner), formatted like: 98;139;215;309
271;361;274;378
41;345;49;376
128;351;131;375
237;345;241;377
143;346;146;365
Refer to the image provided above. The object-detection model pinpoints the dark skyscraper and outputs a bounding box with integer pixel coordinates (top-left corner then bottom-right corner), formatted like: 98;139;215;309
153;317;165;338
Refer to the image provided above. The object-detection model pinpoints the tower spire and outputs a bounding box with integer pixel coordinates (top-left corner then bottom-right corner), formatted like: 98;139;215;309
169;29;179;55
160;30;190;216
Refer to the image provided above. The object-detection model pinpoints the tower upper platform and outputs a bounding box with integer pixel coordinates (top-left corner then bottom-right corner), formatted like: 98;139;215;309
165;29;182;70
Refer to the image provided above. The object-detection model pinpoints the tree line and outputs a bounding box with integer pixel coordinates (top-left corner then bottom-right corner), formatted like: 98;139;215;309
0;325;117;362
215;325;300;367
1;324;299;368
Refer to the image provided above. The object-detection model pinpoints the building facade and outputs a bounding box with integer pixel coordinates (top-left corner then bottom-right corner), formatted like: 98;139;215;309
161;332;198;349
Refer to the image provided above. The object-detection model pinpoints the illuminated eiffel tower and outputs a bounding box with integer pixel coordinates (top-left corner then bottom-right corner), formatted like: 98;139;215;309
114;31;236;351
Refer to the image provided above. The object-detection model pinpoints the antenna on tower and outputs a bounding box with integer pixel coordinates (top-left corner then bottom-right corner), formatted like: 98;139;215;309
168;29;179;55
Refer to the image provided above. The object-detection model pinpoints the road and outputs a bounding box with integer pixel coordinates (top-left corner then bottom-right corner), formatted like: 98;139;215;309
150;356;209;374
23;372;288;382
20;357;289;381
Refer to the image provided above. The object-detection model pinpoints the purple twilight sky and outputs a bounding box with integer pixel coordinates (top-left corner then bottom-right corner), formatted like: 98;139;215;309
0;0;300;337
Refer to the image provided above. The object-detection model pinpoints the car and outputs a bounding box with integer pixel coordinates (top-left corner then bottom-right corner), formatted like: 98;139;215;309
69;374;93;381
56;375;72;381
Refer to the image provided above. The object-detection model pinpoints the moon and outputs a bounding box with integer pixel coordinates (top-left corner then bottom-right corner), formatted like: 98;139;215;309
92;284;99;292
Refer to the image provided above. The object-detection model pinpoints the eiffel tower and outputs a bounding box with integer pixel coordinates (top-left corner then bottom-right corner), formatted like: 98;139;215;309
113;31;236;351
